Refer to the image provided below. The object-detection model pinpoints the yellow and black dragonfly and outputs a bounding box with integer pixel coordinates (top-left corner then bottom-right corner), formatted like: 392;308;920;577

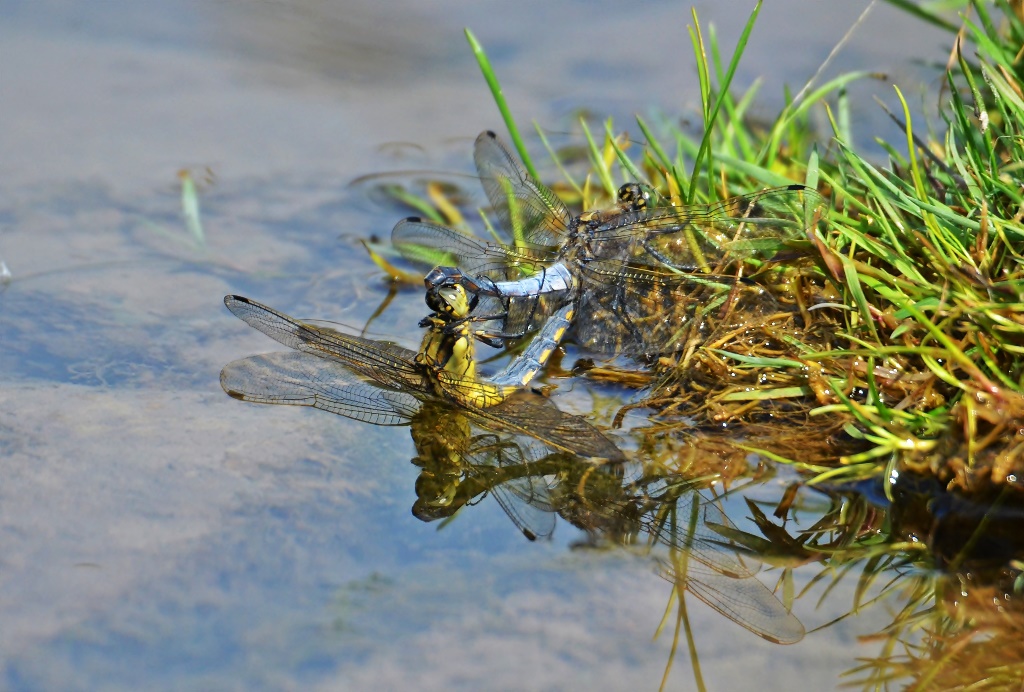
220;287;623;538
392;130;824;358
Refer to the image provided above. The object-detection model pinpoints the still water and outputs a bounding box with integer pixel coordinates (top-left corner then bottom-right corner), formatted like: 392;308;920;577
1;1;955;689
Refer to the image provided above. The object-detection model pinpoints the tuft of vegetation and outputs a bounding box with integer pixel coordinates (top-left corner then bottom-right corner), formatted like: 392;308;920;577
377;1;1024;498
359;2;1024;688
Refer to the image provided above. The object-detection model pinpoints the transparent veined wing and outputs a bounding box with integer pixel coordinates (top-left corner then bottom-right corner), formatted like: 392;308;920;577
220;350;420;426
472;130;572;248
659;553;805;644
588;184;824;273
391;217;553;279
224;295;425;392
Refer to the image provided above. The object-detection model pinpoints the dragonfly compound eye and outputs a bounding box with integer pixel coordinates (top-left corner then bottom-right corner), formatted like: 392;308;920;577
423;267;447;290
437;284;471;318
617;183;651;211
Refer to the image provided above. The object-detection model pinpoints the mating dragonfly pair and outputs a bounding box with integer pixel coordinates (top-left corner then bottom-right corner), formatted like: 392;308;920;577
224;130;824;432
219;130;813;644
392;130;825;363
220;129;826;541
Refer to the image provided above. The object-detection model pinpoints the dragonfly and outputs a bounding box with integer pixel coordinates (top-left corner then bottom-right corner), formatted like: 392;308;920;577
392;130;824;358
220;286;623;537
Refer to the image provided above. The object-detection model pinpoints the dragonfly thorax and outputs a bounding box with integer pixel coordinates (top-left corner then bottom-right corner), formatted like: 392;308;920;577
417;313;476;381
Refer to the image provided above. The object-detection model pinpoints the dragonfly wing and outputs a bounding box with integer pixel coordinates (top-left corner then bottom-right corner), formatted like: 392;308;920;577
488;478;557;540
473;130;571;248
391;217;538;278
472;435;558;540
220;351;420;426
659;557;805;644
224;295;424;391
644;490;760;579
466;392;624;462
570;259;778;358
595;185;822;271
570;264;713;357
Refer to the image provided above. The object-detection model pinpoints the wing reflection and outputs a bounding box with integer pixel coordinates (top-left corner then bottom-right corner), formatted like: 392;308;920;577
412;443;805;644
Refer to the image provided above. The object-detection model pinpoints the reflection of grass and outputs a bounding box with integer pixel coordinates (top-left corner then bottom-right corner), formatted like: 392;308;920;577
836;550;1024;689
178;169;206;247
720;476;1024;690
860;575;1024;689
141;168;209;251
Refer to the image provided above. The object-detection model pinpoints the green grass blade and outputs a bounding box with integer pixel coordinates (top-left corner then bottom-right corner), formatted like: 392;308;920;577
465;28;538;181
687;0;762;203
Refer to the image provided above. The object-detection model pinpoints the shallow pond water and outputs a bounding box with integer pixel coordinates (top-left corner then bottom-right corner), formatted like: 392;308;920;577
0;1;973;689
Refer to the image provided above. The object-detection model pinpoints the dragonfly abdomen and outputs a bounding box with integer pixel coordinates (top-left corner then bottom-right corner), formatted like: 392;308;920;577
489;303;574;388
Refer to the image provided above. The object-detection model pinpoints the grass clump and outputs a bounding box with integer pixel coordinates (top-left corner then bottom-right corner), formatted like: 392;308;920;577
481;1;1024;494
358;3;1024;687
372;3;1024;497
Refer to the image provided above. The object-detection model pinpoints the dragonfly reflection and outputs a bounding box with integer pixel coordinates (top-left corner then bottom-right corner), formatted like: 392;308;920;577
392;131;823;358
409;399;578;540
416;450;805;644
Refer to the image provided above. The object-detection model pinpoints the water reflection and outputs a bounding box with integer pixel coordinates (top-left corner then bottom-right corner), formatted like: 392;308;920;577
560;468;806;645
414;435;806;644
407;403;805;635
723;473;1024;688
872;500;1024;687
408;399;571;541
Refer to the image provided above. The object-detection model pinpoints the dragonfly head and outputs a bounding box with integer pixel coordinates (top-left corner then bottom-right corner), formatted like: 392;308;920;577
411;470;463;520
425;279;474;319
617;182;658;211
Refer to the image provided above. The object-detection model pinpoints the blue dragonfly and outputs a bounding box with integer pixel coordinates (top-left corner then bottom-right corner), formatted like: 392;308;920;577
393;131;824;358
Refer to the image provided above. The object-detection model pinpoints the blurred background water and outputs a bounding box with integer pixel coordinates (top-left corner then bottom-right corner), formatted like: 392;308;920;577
0;1;952;689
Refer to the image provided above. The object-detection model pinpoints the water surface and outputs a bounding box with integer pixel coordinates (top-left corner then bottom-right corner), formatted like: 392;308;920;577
0;1;956;689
